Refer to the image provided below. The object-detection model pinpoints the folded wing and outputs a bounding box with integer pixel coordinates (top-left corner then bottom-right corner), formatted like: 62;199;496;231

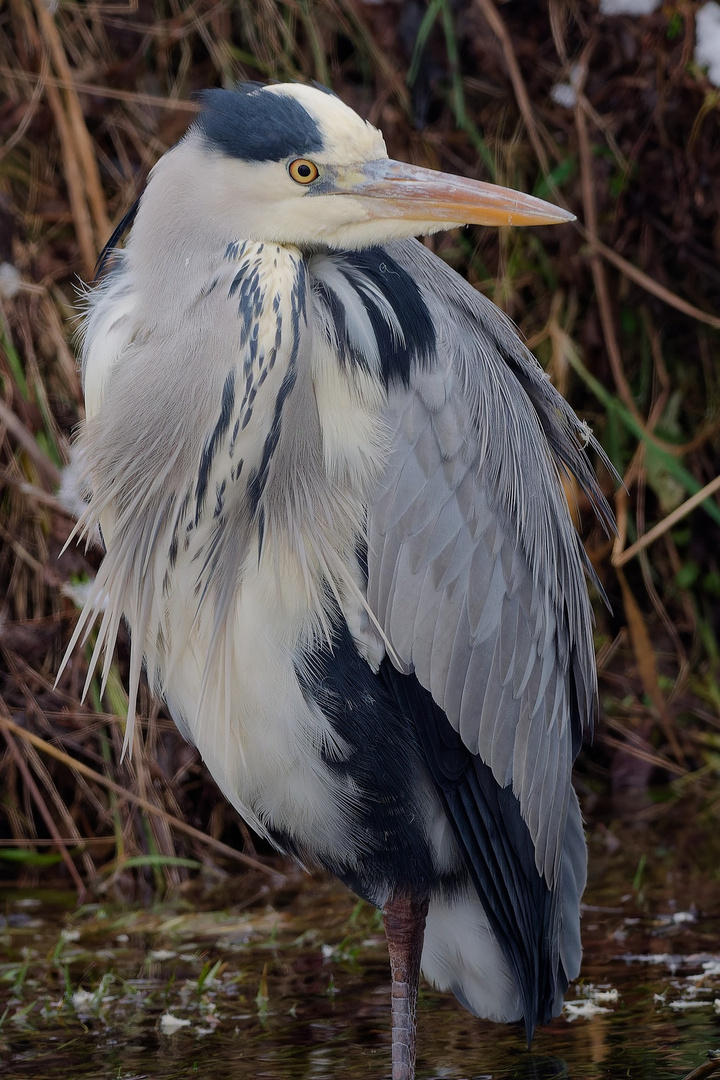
367;238;612;887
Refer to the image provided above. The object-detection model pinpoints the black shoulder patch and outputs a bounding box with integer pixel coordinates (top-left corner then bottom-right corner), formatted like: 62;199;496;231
312;247;436;389
196;87;324;163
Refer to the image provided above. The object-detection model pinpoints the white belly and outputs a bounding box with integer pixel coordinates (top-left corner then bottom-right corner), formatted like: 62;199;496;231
153;539;364;865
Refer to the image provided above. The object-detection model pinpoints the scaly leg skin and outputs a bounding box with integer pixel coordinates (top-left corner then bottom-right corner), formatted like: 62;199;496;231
383;893;430;1080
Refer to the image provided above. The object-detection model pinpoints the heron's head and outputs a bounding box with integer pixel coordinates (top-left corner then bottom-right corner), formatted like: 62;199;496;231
142;82;573;253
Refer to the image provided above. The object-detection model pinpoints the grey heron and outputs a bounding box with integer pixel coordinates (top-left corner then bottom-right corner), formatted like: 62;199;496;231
63;82;612;1080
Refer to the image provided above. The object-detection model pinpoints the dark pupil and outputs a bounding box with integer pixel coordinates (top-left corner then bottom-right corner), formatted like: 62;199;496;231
297;163;312;177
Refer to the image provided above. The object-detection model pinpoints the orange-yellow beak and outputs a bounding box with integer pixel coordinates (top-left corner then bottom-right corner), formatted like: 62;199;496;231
330;158;574;228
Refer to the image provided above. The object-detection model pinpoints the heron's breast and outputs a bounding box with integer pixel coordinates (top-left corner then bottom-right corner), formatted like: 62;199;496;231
157;545;381;862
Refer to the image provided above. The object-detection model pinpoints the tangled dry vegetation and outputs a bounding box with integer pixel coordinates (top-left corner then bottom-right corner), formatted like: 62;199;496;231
0;0;719;898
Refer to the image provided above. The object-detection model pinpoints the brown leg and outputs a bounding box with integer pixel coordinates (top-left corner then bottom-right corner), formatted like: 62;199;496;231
382;893;429;1080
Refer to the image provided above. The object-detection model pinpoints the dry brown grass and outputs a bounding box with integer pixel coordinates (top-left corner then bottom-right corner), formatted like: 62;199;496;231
1;0;719;896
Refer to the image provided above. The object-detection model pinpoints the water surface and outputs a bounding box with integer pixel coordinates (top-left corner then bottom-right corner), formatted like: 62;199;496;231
1;805;719;1079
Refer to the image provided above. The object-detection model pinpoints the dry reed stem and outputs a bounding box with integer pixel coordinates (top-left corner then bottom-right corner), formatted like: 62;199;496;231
638;541;690;705
33;0;111;245
0;397;61;489
603;707;688;772
582;233;720;333
22;2;100;275
600;732;686;778
548;2;720;332
0;64;202;111
0;712;285;883
474;0;550;176
614;318;690;683
574;53;643;426
12;731;99;882
0;52;49;165
612;448;689;764
39;71;97;276
1;726;87;896
616;566;687;767
614;474;720;569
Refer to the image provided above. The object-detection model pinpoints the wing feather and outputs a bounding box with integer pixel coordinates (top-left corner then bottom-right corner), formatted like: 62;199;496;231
435;527;475;592
440;597;473;724
368;239;612;885
428;587;463;706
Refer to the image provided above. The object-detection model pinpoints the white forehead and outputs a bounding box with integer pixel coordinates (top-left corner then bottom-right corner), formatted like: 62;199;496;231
264;83;388;163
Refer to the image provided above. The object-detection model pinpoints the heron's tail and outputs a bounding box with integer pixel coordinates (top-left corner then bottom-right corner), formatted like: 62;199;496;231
421;786;586;1038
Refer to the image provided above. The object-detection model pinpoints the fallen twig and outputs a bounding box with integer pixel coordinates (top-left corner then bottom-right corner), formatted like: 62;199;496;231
678;1051;720;1080
1;725;88;897
0;713;285;884
614;474;720;569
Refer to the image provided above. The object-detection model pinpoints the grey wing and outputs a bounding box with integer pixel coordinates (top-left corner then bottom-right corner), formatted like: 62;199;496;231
368;239;612;886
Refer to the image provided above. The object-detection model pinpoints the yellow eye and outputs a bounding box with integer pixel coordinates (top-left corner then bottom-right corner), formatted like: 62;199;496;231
289;159;319;184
